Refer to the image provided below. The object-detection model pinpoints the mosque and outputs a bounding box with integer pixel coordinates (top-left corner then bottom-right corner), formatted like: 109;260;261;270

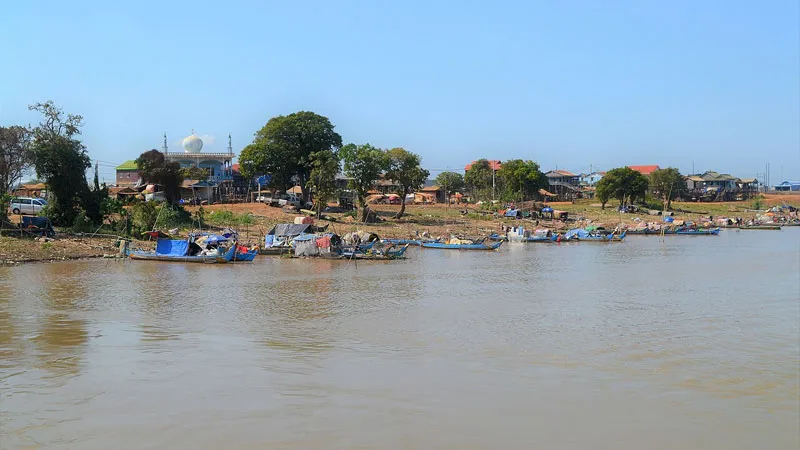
164;132;236;182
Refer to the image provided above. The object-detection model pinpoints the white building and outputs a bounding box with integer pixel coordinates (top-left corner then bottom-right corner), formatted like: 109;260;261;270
164;133;236;183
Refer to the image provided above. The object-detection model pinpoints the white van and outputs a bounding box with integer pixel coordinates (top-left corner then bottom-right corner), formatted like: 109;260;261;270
8;197;47;215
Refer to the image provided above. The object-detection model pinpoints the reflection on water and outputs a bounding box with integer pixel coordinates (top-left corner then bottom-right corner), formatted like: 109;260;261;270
1;229;798;449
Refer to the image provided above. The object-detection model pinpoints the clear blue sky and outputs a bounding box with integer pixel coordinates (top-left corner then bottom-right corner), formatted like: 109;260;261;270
2;0;798;184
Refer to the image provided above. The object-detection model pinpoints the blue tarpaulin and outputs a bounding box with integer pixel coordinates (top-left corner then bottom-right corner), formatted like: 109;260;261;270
504;209;519;217
155;239;189;256
541;207;553;213
205;234;228;244
664;216;674;223
564;228;590;239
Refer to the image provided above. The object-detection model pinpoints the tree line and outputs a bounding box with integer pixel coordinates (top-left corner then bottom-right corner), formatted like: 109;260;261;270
238;111;429;221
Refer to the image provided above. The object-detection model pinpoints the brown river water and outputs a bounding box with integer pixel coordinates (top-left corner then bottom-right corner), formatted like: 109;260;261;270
1;229;798;449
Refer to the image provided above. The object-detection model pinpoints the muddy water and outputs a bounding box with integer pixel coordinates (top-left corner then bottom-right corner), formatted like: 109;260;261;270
1;229;798;449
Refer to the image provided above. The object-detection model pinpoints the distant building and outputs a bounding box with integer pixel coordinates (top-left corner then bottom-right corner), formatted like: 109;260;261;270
685;171;757;201
12;183;47;199
775;181;800;192
627;165;661;176
580;171;605;186
465;160;502;171
164;133;235;183
115;160;141;187
545;170;580;200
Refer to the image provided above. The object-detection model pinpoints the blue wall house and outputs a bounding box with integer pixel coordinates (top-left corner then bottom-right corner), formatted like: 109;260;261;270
775;181;800;192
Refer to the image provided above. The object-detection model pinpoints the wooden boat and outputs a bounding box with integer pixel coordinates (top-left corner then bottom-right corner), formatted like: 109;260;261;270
421;240;503;250
383;238;439;246
737;225;781;230
563;229;626;242
129;252;220;263
223;245;258;262
673;227;720;235
258;246;292;256
342;244;410;260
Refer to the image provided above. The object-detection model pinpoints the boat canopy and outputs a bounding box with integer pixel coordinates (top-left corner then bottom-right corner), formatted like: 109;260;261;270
268;223;313;237
155;239;189;256
564;229;590;240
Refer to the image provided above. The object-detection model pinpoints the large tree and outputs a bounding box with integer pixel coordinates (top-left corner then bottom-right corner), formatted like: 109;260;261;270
435;171;464;202
649;167;687;210
340;143;386;221
0;125;33;194
464;159;494;201
306;149;340;216
497;159;547;202
239;111;342;203
384;148;429;219
28;101;98;226
135;149;183;205
595;167;649;208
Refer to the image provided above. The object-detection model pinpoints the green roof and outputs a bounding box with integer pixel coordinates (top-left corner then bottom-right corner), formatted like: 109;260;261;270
116;160;138;171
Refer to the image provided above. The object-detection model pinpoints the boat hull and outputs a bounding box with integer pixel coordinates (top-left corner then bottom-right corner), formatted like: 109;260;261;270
421;241;503;250
129;252;219;263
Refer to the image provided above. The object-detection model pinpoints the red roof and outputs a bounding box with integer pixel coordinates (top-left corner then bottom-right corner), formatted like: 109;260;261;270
465;160;502;171
628;165;660;175
232;163;240;173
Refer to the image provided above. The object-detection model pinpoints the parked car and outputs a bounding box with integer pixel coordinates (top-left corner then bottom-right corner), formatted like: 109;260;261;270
8;197;47;215
278;194;308;209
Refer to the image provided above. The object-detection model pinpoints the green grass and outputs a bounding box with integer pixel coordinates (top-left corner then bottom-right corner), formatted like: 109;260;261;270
206;210;255;227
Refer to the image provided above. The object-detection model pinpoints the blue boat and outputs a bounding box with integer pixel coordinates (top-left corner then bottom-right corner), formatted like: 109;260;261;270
130;239;221;263
222;244;259;262
421;239;503;250
383;238;440;246
562;229;627;242
673;227;720;235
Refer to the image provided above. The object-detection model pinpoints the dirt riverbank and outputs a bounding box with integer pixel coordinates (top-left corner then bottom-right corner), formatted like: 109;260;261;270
2;193;796;265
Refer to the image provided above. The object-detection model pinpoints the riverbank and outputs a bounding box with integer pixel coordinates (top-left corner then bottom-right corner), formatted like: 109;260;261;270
3;193;796;264
0;236;132;266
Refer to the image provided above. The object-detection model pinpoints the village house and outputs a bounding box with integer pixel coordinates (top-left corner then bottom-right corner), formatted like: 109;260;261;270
775;181;800;192
545;169;580;200
627;165;661;176
685;171;756;201
580;171;605;186
11;183;47;199
115;160;141;187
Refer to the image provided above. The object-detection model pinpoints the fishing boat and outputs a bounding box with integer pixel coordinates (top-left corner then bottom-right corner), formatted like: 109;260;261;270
341;243;411;260
223;244;259;262
673;227;720;235
383;238;439;246
563;229;626;242
737;225;781;230
421;238;503;250
129;239;221;263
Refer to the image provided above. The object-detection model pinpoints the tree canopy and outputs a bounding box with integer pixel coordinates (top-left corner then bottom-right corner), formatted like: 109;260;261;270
135;149;183;205
239;111;342;202
497;159;546;202
649;167;687;210
464;159;495;201
384;147;428;218
595;167;649;208
306;149;340;216
435;172;464;198
28;101;100;226
0;125;33;195
340;143;386;221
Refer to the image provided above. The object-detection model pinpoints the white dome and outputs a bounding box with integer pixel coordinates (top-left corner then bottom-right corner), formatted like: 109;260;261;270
182;134;203;153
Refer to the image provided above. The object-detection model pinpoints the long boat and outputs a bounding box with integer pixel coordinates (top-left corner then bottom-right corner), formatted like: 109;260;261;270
737;225;781;230
421;240;503;250
129;251;220;263
563;229;627;242
383;238;439;246
673;228;720;235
